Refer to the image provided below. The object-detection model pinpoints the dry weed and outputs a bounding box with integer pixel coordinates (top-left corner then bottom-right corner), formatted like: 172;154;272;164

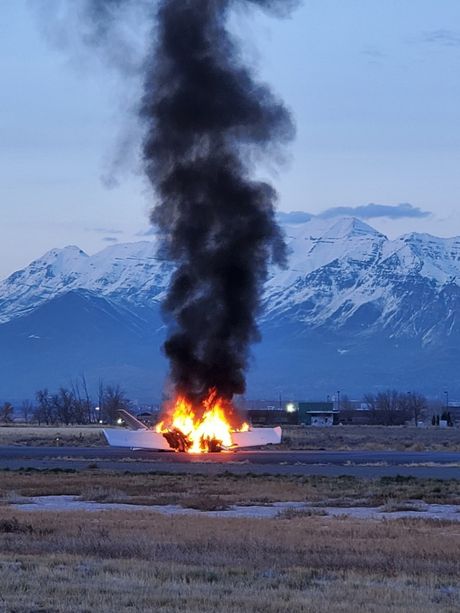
0;470;458;507
0;509;458;612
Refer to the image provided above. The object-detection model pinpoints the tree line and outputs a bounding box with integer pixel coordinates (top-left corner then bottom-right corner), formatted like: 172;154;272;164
0;378;130;425
339;389;454;426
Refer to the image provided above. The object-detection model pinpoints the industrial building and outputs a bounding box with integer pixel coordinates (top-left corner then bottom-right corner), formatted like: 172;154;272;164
248;401;338;427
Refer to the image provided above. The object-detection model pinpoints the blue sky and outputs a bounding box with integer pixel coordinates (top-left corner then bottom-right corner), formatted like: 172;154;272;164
1;0;460;278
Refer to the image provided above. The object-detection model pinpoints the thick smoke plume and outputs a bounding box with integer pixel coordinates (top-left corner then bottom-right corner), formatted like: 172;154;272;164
39;0;297;403
147;0;295;403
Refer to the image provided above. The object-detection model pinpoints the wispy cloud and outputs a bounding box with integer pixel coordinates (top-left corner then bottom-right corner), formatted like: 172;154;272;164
102;236;119;243
276;204;431;224
361;46;386;60
87;226;124;235
276;211;312;224
318;203;431;220
140;205;429;231
419;29;460;47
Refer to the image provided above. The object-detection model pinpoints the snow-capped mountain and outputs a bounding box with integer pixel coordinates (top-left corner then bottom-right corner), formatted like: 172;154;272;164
265;217;460;342
1;216;459;401
0;242;173;324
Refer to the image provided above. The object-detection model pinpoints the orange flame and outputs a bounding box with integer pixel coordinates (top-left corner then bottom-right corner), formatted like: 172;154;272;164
155;389;249;453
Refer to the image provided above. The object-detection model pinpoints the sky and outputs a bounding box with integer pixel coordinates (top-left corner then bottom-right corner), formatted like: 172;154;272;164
1;0;460;279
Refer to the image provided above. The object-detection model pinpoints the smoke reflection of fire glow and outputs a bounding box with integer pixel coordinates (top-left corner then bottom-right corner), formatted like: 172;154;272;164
155;389;249;453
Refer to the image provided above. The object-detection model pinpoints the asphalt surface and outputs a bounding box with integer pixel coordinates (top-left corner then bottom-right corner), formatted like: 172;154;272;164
0;446;459;479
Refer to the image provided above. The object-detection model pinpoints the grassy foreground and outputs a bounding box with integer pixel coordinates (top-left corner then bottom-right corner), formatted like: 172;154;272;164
0;508;459;612
0;471;459;611
1;470;459;508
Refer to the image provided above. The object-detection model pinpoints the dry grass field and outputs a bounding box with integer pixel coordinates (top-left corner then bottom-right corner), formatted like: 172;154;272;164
0;425;105;447
0;470;459;611
0;508;459;612
1;423;459;451
0;470;459;509
281;424;460;451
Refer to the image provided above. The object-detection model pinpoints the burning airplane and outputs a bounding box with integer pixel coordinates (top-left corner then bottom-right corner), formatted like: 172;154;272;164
104;390;282;452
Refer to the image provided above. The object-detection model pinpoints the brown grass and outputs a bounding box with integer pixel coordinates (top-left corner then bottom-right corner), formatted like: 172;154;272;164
0;470;459;508
0;508;458;612
2;424;460;452
276;507;328;519
381;499;427;513
0;425;105;447
281;424;460;451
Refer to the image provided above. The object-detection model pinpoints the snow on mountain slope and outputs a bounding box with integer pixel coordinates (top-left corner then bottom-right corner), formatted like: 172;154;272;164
261;217;460;339
269;217;385;287
0;246;89;323
2;216;460;343
265;217;388;326
0;241;172;324
382;233;460;285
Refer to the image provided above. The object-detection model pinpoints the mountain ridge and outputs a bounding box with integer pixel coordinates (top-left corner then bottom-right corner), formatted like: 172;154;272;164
1;216;459;400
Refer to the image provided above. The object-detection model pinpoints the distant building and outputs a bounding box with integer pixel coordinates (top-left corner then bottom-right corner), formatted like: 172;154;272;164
297;402;338;427
247;409;297;426
247;400;339;427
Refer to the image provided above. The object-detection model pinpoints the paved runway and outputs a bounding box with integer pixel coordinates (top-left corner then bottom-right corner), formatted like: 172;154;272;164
0;446;459;479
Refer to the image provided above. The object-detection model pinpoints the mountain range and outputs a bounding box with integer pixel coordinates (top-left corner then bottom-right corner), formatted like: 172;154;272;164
1;216;459;402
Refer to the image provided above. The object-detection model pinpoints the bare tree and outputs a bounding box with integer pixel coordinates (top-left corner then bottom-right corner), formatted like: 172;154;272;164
21;400;34;424
0;402;14;424
101;384;129;424
34;389;55;425
360;390;414;426
52;388;75;425
32;382;130;425
362;393;379;424
376;389;401;425
403;392;428;427
71;376;92;424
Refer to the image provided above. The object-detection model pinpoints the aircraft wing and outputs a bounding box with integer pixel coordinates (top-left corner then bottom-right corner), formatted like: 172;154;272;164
103;426;282;451
103;428;171;450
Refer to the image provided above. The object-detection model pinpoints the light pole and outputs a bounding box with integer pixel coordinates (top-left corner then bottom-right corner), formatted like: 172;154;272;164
444;391;449;412
337;390;340;412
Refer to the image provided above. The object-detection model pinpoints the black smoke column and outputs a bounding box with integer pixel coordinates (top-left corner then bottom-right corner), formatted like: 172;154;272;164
40;0;297;404
144;0;296;403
